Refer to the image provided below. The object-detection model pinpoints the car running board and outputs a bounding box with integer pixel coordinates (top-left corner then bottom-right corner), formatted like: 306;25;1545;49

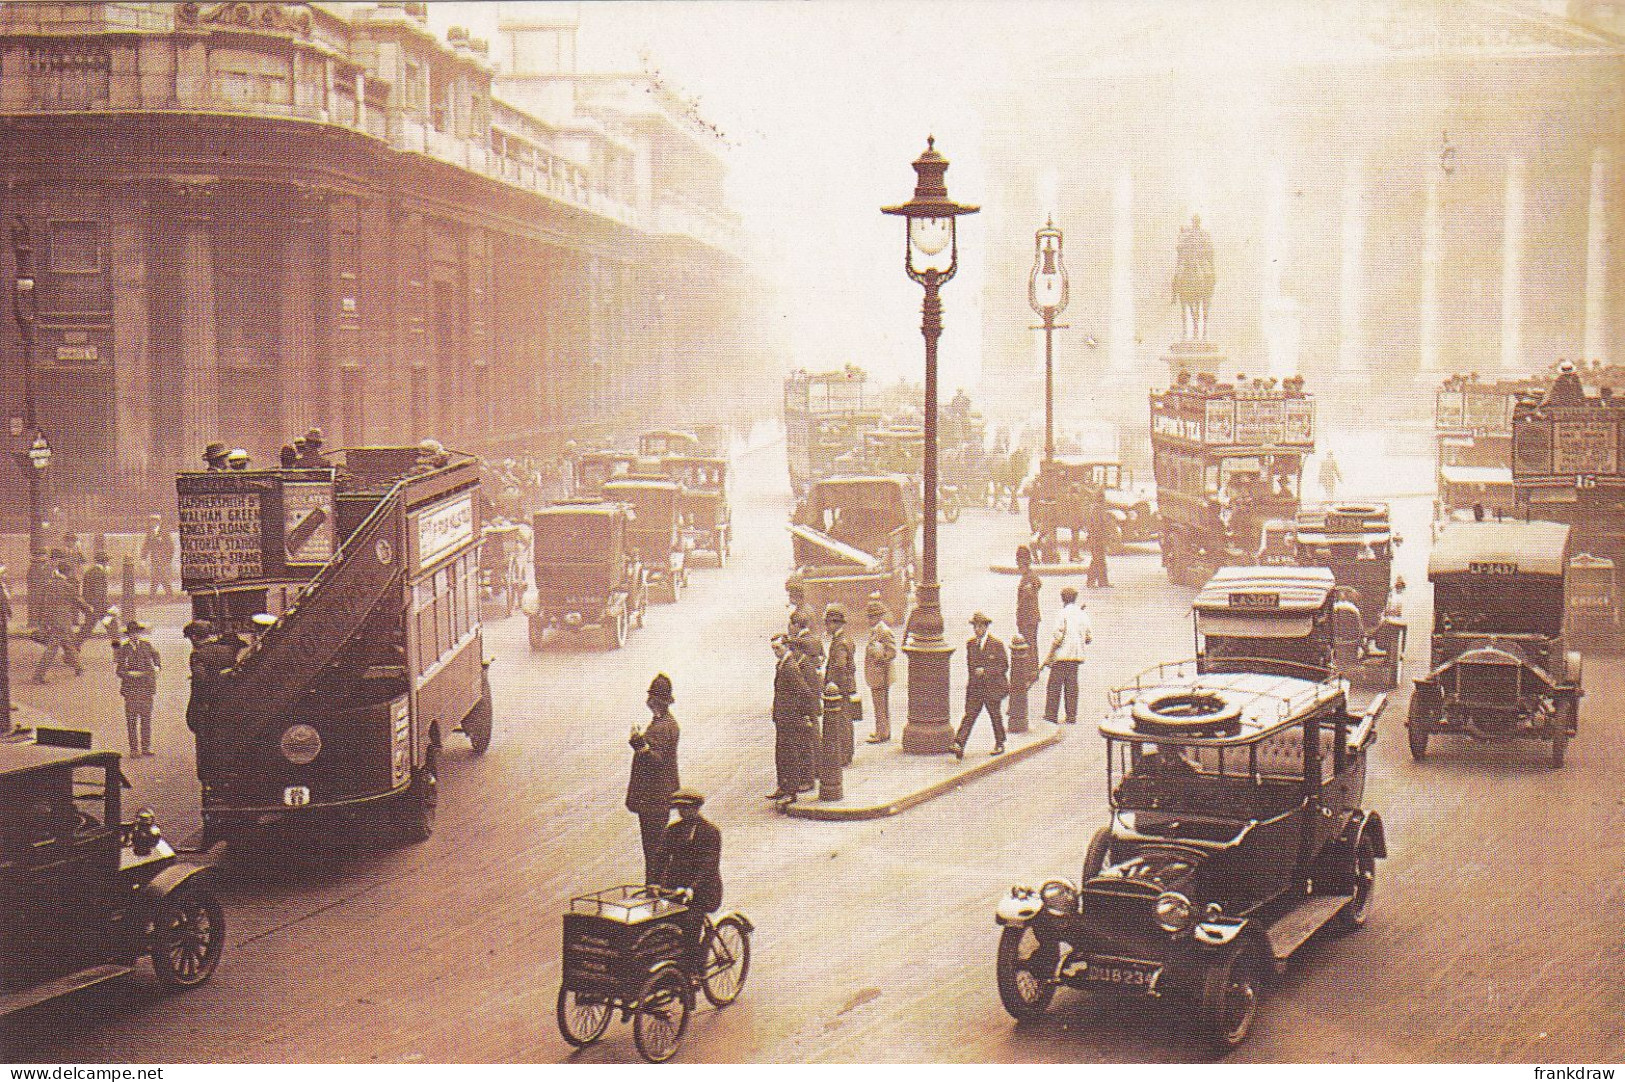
0;963;133;1017
1264;894;1352;970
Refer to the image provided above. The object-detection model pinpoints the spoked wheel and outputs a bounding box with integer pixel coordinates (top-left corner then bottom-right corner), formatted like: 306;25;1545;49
556;985;612;1048
1335;836;1378;931
150;887;225;990
701;916;752;1007
995;926;1057;1022
632;968;692;1063
1198;940;1261;1052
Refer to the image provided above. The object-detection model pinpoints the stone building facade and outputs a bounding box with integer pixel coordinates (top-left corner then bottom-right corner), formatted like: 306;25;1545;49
0;1;766;530
978;0;1625;432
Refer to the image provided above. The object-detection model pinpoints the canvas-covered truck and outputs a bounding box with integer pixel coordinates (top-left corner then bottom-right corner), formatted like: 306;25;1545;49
789;476;917;622
1150;375;1315;586
176;446;493;848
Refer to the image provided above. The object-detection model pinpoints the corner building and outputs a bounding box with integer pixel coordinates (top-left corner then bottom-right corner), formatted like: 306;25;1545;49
0;1;770;529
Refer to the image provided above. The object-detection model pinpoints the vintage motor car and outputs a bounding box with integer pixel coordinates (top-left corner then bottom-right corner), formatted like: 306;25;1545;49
574;451;638;498
524;501;648;650
789;475;918;621
1408;520;1582;767
1251;506;1405;688
638;429;703;464
993;663;1385;1050
602;477;688;604
2;733;225;1015
662;455;731;565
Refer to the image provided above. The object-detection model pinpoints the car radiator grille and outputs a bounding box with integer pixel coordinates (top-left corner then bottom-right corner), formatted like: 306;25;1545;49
1452;661;1521;706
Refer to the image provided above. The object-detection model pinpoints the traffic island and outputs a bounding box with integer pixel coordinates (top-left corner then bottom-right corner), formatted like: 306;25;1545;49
779;718;1062;821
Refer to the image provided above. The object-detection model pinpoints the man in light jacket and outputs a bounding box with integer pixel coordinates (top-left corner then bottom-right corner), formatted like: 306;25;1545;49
1041;586;1092;725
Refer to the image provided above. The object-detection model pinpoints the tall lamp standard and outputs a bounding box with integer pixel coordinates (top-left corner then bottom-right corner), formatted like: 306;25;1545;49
1029;219;1069;465
882;137;978;754
9;218;45;558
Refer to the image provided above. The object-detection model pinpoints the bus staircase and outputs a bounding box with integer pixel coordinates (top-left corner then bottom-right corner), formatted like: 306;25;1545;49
201;484;406;772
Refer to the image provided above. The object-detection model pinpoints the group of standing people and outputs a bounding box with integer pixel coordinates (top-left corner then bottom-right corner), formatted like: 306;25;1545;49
765;578;897;802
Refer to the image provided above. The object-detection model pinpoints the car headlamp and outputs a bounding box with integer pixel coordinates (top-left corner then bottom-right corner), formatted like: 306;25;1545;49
279;723;322;765
1155;891;1194;934
1039;879;1079;916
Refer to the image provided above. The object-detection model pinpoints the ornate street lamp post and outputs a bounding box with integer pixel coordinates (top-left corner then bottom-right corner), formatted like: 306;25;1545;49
1028;218;1069;465
882;137;978;754
9;218;45;559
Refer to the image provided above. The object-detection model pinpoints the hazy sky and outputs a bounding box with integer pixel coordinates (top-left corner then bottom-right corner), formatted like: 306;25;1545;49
425;1;1058;389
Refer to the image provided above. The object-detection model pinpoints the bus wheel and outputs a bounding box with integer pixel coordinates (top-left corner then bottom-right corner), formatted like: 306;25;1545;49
394;747;438;844
464;674;493;754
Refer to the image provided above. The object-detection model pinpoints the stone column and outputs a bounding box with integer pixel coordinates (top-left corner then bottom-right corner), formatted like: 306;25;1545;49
279;191;319;441
1419;166;1441;373
1500;156;1525;372
1584;146;1610;367
110;191;152;476
176;185;219;460
1109;167;1136;375
1337;161;1366;380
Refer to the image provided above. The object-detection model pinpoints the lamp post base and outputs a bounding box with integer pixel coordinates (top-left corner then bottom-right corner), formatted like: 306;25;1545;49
901;638;955;755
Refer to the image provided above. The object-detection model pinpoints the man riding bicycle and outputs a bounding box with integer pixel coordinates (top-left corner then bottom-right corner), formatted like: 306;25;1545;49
649;788;722;976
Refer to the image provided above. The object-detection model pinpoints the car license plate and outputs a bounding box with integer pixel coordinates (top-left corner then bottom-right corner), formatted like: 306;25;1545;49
1084;957;1160;993
283;786;311;807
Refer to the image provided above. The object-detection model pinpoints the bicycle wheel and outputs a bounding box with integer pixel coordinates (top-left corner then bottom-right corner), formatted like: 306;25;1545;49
555;985;612;1047
632;969;691;1063
701;916;751;1007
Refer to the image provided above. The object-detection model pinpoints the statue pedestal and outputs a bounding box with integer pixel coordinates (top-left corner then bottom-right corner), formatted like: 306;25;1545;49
1163;341;1229;381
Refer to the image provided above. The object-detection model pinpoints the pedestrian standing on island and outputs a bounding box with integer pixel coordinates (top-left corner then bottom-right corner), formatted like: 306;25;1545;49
953;613;1009;759
785;573;815;636
1319;452;1343;503
1085;495;1112;588
1042;586;1092;725
1015;544;1042;652
142;513;175;597
116;620;160;757
823;604;858;766
627;673;681;882
767;634;815;801
791;629;823;789
863;594;897;744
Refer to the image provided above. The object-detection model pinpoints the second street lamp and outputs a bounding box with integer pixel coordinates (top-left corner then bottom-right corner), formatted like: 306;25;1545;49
1028;218;1069;465
9;217;43;559
882;137;978;754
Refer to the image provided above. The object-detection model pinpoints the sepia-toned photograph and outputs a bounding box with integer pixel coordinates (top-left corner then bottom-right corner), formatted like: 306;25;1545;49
1;0;1622;1068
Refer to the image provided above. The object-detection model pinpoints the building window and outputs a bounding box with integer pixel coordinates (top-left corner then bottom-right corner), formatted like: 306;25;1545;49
48;221;101;274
